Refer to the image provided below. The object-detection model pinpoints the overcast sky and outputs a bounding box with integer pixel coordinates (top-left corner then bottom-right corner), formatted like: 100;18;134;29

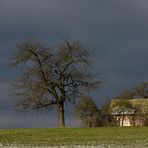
0;0;148;128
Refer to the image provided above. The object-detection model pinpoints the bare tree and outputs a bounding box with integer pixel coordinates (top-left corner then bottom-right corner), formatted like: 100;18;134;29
75;96;100;127
11;40;101;127
132;82;148;99
114;82;148;100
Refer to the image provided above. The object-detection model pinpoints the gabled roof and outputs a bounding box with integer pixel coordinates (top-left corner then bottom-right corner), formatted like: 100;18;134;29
109;98;148;115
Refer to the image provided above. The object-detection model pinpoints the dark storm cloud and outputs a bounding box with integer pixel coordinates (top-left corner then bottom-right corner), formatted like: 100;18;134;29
0;0;148;127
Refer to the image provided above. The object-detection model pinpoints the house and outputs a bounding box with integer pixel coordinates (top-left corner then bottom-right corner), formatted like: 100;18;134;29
109;99;148;127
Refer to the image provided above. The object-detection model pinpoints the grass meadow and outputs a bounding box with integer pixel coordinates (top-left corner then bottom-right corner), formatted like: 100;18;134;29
0;127;148;147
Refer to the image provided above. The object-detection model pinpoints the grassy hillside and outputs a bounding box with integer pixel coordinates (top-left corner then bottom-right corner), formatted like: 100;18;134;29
0;127;148;147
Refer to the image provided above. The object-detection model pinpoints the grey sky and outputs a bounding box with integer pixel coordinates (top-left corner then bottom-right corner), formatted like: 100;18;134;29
0;0;148;128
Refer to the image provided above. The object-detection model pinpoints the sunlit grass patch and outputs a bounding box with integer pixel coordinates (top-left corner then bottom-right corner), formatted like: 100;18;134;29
0;127;148;147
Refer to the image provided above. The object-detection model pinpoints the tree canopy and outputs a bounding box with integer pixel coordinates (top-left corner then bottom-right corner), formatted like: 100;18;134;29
11;40;101;127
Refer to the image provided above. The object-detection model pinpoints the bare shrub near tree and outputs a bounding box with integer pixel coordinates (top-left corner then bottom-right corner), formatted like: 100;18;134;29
75;96;101;127
11;40;101;127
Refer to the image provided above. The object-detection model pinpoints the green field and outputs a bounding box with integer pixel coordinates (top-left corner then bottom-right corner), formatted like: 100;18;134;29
0;127;148;147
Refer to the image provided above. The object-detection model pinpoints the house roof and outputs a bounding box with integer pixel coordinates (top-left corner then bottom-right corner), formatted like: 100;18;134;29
109;98;148;115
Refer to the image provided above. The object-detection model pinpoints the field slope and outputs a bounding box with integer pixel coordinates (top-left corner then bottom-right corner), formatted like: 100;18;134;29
0;127;148;147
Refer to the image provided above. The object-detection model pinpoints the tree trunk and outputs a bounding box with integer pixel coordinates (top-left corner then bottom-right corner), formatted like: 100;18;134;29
121;115;124;127
58;103;65;128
